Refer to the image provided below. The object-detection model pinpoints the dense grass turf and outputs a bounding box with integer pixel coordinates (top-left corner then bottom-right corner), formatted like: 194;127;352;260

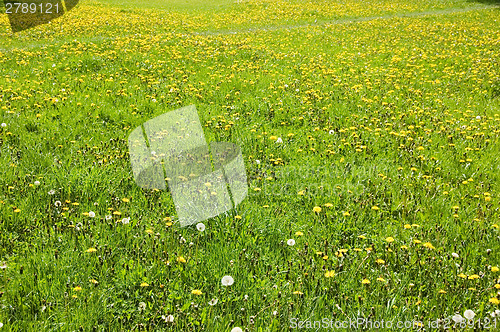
0;0;499;331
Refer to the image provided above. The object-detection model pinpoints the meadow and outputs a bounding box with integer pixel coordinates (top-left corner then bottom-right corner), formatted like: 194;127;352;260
0;0;499;330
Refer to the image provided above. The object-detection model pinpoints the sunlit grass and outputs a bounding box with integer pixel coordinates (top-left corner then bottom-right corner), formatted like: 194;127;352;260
0;0;499;330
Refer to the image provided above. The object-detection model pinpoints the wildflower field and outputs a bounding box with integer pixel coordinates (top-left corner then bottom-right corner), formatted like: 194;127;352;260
0;0;499;330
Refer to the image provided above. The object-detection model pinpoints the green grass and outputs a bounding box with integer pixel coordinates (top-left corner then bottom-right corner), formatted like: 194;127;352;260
0;0;499;331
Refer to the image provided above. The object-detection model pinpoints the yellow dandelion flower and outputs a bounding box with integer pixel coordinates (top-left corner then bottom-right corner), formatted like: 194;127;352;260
404;224;411;229
423;242;435;250
377;277;386;282
140;282;149;287
293;291;303;295
385;237;395;243
491;266;499;272
73;286;82;291
458;273;467;279
490;298;500;304
313;206;322;213
295;231;304;236
177;256;186;263
376;259;385;264
85;248;97;253
362;279;370;285
14;208;21;213
494;284;500;289
122;198;130;202
438;289;447;294
145;229;154;235
324;203;333;207
191;289;203;295
324;271;335;278
468;274;480;280
343;211;350;216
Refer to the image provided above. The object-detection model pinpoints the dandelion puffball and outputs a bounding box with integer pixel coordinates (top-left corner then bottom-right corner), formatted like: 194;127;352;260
196;223;205;231
231;328;243;332
287;239;296;246
221;275;234;286
464;310;475;320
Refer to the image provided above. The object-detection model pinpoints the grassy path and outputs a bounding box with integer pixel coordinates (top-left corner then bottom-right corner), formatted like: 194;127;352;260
194;4;500;36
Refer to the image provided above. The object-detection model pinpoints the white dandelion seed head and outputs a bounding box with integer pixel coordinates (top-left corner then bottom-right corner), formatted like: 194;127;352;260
452;314;464;323
464;310;475;320
287;239;296;246
88;211;96;218
272;310;278;316
0;322;3;328
1;123;6;128
231;327;243;332
179;237;186;244
476;116;481;120
121;217;130;224
48;190;55;195
276;137;283;143
34;180;40;186
54;201;61;207
255;159;260;164
165;314;174;323
105;215;112;220
138;302;146;311
329;130;334;135
452;252;459;258
0;262;6;269
221;275;234;286
208;298;218;306
196;223;205;231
